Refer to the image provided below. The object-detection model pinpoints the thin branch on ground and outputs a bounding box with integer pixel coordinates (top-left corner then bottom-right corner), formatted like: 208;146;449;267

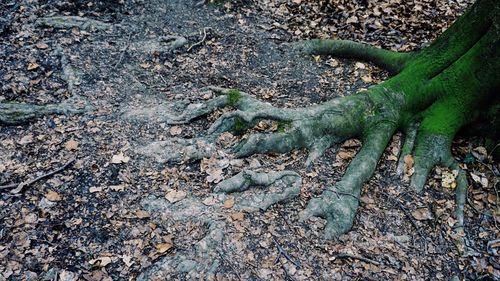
333;253;381;266
273;236;301;268
0;157;76;194
113;32;133;69
187;28;208;52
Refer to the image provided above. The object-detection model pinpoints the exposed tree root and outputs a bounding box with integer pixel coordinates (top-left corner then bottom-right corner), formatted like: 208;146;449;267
214;170;302;212
0;47;92;126
136;138;215;164
128;35;188;55
142;0;498;243
296;39;413;74
0;100;91;125
35;16;112;31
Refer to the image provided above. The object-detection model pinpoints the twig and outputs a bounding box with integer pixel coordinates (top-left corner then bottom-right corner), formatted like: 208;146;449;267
0;157;76;194
187;28;208;52
113;32;133;69
217;250;241;280
333;253;380;266
273;237;301;268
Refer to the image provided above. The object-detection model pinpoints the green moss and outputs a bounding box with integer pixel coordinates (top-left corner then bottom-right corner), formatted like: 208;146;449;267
233;116;248;135
227;89;241;106
277;120;292;132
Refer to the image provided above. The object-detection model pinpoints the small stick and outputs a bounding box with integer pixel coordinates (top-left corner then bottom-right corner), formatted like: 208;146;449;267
0;157;76;194
113;32;133;69
273;237;301;268
333;253;380;266
187;28;207;52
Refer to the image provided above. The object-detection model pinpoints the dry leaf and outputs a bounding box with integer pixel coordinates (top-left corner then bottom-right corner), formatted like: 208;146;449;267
27;62;39;70
19;134;33;145
169;126;182;136
65;139;79;151
122;255;134;267
109;184;125;191
36;42;49;49
203;196;217;206
441;169;458;189
45;190;62;202
89;186;103;193
135;210;150;219
155;243;173;253
89;256;112;267
140;63;150;69
111;153;130;164
165;189;186;203
223;197;235;209
231;212;245;221
411;208;433;220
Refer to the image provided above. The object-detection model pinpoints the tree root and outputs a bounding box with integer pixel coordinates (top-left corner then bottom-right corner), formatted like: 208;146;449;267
0;100;91;125
128;35;188;55
136;138;215;164
214;170;302;212
295;39;413;74
35;16;112;31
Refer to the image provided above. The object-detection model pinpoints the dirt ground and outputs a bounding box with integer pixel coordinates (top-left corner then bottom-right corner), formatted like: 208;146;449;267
1;0;499;280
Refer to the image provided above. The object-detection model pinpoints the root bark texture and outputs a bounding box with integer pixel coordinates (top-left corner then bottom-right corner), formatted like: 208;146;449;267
144;0;498;241
36;16;112;31
215;170;302;212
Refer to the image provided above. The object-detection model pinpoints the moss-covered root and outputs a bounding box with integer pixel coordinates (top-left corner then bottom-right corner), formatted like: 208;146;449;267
214;170;301;212
299;123;396;239
0;101;90;125
295;39;413;74
36;16;112;31
122;87;283;126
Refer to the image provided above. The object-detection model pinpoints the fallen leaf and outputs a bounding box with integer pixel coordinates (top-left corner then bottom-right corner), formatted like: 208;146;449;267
27;62;39;70
19;134;34;144
203;196;218;206
65;139;79;151
109;184;125;191
121;255;134;267
224;197;235;209
169;126;182;136
441;169;458;189
411;208;433;220
165;190;187;203
45;190;62;202
155;243;173;253
89;186;103;193
36;42;49;49
89;256;112;267
135;210;150;219
231;212;245;221
111;153;130;164
140;63;150;69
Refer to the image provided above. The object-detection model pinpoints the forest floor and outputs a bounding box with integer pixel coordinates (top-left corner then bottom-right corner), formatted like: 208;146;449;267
1;0;499;280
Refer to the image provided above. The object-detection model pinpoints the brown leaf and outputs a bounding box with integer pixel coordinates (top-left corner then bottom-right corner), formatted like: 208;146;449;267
65;139;79;151
231;212;245;221
27;62;39;70
411;208;433;220
169;126;182;136
223;197;235;209
36;42;49;49
134;210;150;219
165;189;186;203
45;190;62;202
155;243;173;254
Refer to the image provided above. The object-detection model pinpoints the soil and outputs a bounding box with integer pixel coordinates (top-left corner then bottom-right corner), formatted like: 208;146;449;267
1;0;499;280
